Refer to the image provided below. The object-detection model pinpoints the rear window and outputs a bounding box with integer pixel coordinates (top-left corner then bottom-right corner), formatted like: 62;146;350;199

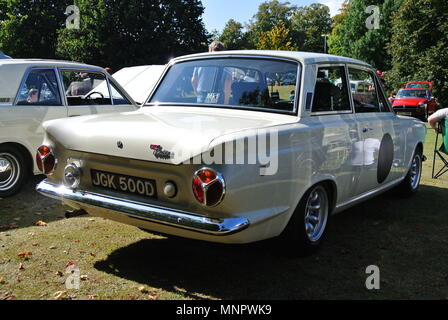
148;58;300;113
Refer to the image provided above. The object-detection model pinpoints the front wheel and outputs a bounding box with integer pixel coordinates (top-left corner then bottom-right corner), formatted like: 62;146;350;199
0;146;28;197
396;149;422;196
280;184;330;256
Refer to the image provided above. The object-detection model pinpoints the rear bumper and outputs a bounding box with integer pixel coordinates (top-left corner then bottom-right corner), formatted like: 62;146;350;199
36;180;249;236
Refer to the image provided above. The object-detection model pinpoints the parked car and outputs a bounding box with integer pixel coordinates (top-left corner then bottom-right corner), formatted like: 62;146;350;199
0;51;12;59
391;88;437;121
405;81;433;91
36;51;426;255
0;59;138;197
112;65;165;104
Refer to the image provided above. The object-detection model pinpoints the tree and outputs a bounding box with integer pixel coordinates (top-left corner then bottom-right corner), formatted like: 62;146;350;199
387;0;448;106
57;0;209;69
256;22;297;51
219;19;246;50
0;0;67;58
246;0;297;48
328;0;403;71
290;3;332;52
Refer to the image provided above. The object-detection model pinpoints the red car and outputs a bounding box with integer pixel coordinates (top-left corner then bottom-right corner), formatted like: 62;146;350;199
405;81;433;91
391;88;437;121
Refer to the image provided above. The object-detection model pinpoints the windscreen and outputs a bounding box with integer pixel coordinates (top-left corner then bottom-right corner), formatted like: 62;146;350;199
148;58;300;113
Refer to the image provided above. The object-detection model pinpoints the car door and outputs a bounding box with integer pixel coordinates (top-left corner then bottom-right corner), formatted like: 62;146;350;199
349;66;404;195
307;64;363;204
8;68;67;153
59;69;136;117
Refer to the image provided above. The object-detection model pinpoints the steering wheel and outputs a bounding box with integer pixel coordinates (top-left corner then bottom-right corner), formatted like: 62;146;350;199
84;91;104;100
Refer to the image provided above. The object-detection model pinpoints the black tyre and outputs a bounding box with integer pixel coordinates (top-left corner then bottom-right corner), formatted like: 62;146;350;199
396;149;422;196
0;145;28;197
280;184;330;256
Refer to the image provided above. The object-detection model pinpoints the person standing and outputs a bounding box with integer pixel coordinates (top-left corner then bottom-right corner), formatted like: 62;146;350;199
191;41;232;104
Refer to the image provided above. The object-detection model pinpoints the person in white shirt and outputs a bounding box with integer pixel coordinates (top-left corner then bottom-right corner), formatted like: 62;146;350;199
428;108;448;133
191;41;232;104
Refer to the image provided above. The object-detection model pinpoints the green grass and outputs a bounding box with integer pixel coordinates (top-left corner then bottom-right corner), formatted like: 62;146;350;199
1;125;447;300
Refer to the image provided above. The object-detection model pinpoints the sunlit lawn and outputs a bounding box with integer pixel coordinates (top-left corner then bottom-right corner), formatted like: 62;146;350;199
0;124;447;300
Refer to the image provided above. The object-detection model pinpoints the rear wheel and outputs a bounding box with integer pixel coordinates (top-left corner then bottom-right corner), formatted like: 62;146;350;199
0;146;28;197
281;184;330;256
396;148;422;196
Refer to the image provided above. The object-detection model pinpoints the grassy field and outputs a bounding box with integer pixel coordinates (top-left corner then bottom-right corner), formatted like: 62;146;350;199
0;125;447;300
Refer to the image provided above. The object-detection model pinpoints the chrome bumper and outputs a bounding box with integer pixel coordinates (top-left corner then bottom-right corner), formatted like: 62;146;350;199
36;180;249;236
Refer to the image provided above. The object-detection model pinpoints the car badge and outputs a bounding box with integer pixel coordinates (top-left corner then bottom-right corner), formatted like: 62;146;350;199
150;144;174;160
117;141;124;149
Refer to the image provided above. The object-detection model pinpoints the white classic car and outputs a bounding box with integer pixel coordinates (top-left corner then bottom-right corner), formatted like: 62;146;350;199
0;59;137;197
36;51;426;254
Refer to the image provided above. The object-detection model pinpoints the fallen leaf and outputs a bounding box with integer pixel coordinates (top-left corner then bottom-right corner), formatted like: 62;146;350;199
80;275;88;281
53;291;67;300
65;261;77;269
0;277;5;284
89;219;95;222
55;271;63;277
13;217;21;221
49;246;57;249
17;251;32;258
138;286;148;293
32;243;39;247
18;263;24;270
34;212;43;216
34;221;47;227
88;294;99;300
89;253;96;257
63;250;68;255
148;292;157;300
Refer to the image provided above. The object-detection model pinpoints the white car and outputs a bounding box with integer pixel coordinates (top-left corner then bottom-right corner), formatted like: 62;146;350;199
0;59;137;197
36;51;426;255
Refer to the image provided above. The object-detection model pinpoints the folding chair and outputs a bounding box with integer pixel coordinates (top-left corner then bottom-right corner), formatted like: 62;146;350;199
432;118;448;179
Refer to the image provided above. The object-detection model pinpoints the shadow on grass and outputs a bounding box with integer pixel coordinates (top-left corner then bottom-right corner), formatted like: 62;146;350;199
0;175;68;232
94;184;448;300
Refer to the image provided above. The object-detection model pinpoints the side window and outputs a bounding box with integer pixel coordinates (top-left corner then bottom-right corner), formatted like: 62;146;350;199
61;70;112;106
375;77;392;113
348;68;380;113
16;69;62;106
348;68;381;113
312;66;350;112
109;82;131;105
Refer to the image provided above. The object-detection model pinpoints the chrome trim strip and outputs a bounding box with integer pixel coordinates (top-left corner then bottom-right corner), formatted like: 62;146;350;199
36;180;249;236
335;177;404;212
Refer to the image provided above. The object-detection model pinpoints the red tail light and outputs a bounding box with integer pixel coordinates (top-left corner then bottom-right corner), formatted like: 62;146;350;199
36;145;56;175
192;168;225;207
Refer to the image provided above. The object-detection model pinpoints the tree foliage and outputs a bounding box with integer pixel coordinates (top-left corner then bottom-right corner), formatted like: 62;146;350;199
0;0;209;69
387;0;448;105
57;0;209;69
0;0;67;58
328;0;403;70
246;0;297;48
290;3;332;52
256;22;297;51
219;19;247;50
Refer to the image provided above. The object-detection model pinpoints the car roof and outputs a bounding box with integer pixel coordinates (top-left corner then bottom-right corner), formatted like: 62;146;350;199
0;59;105;72
173;50;372;68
